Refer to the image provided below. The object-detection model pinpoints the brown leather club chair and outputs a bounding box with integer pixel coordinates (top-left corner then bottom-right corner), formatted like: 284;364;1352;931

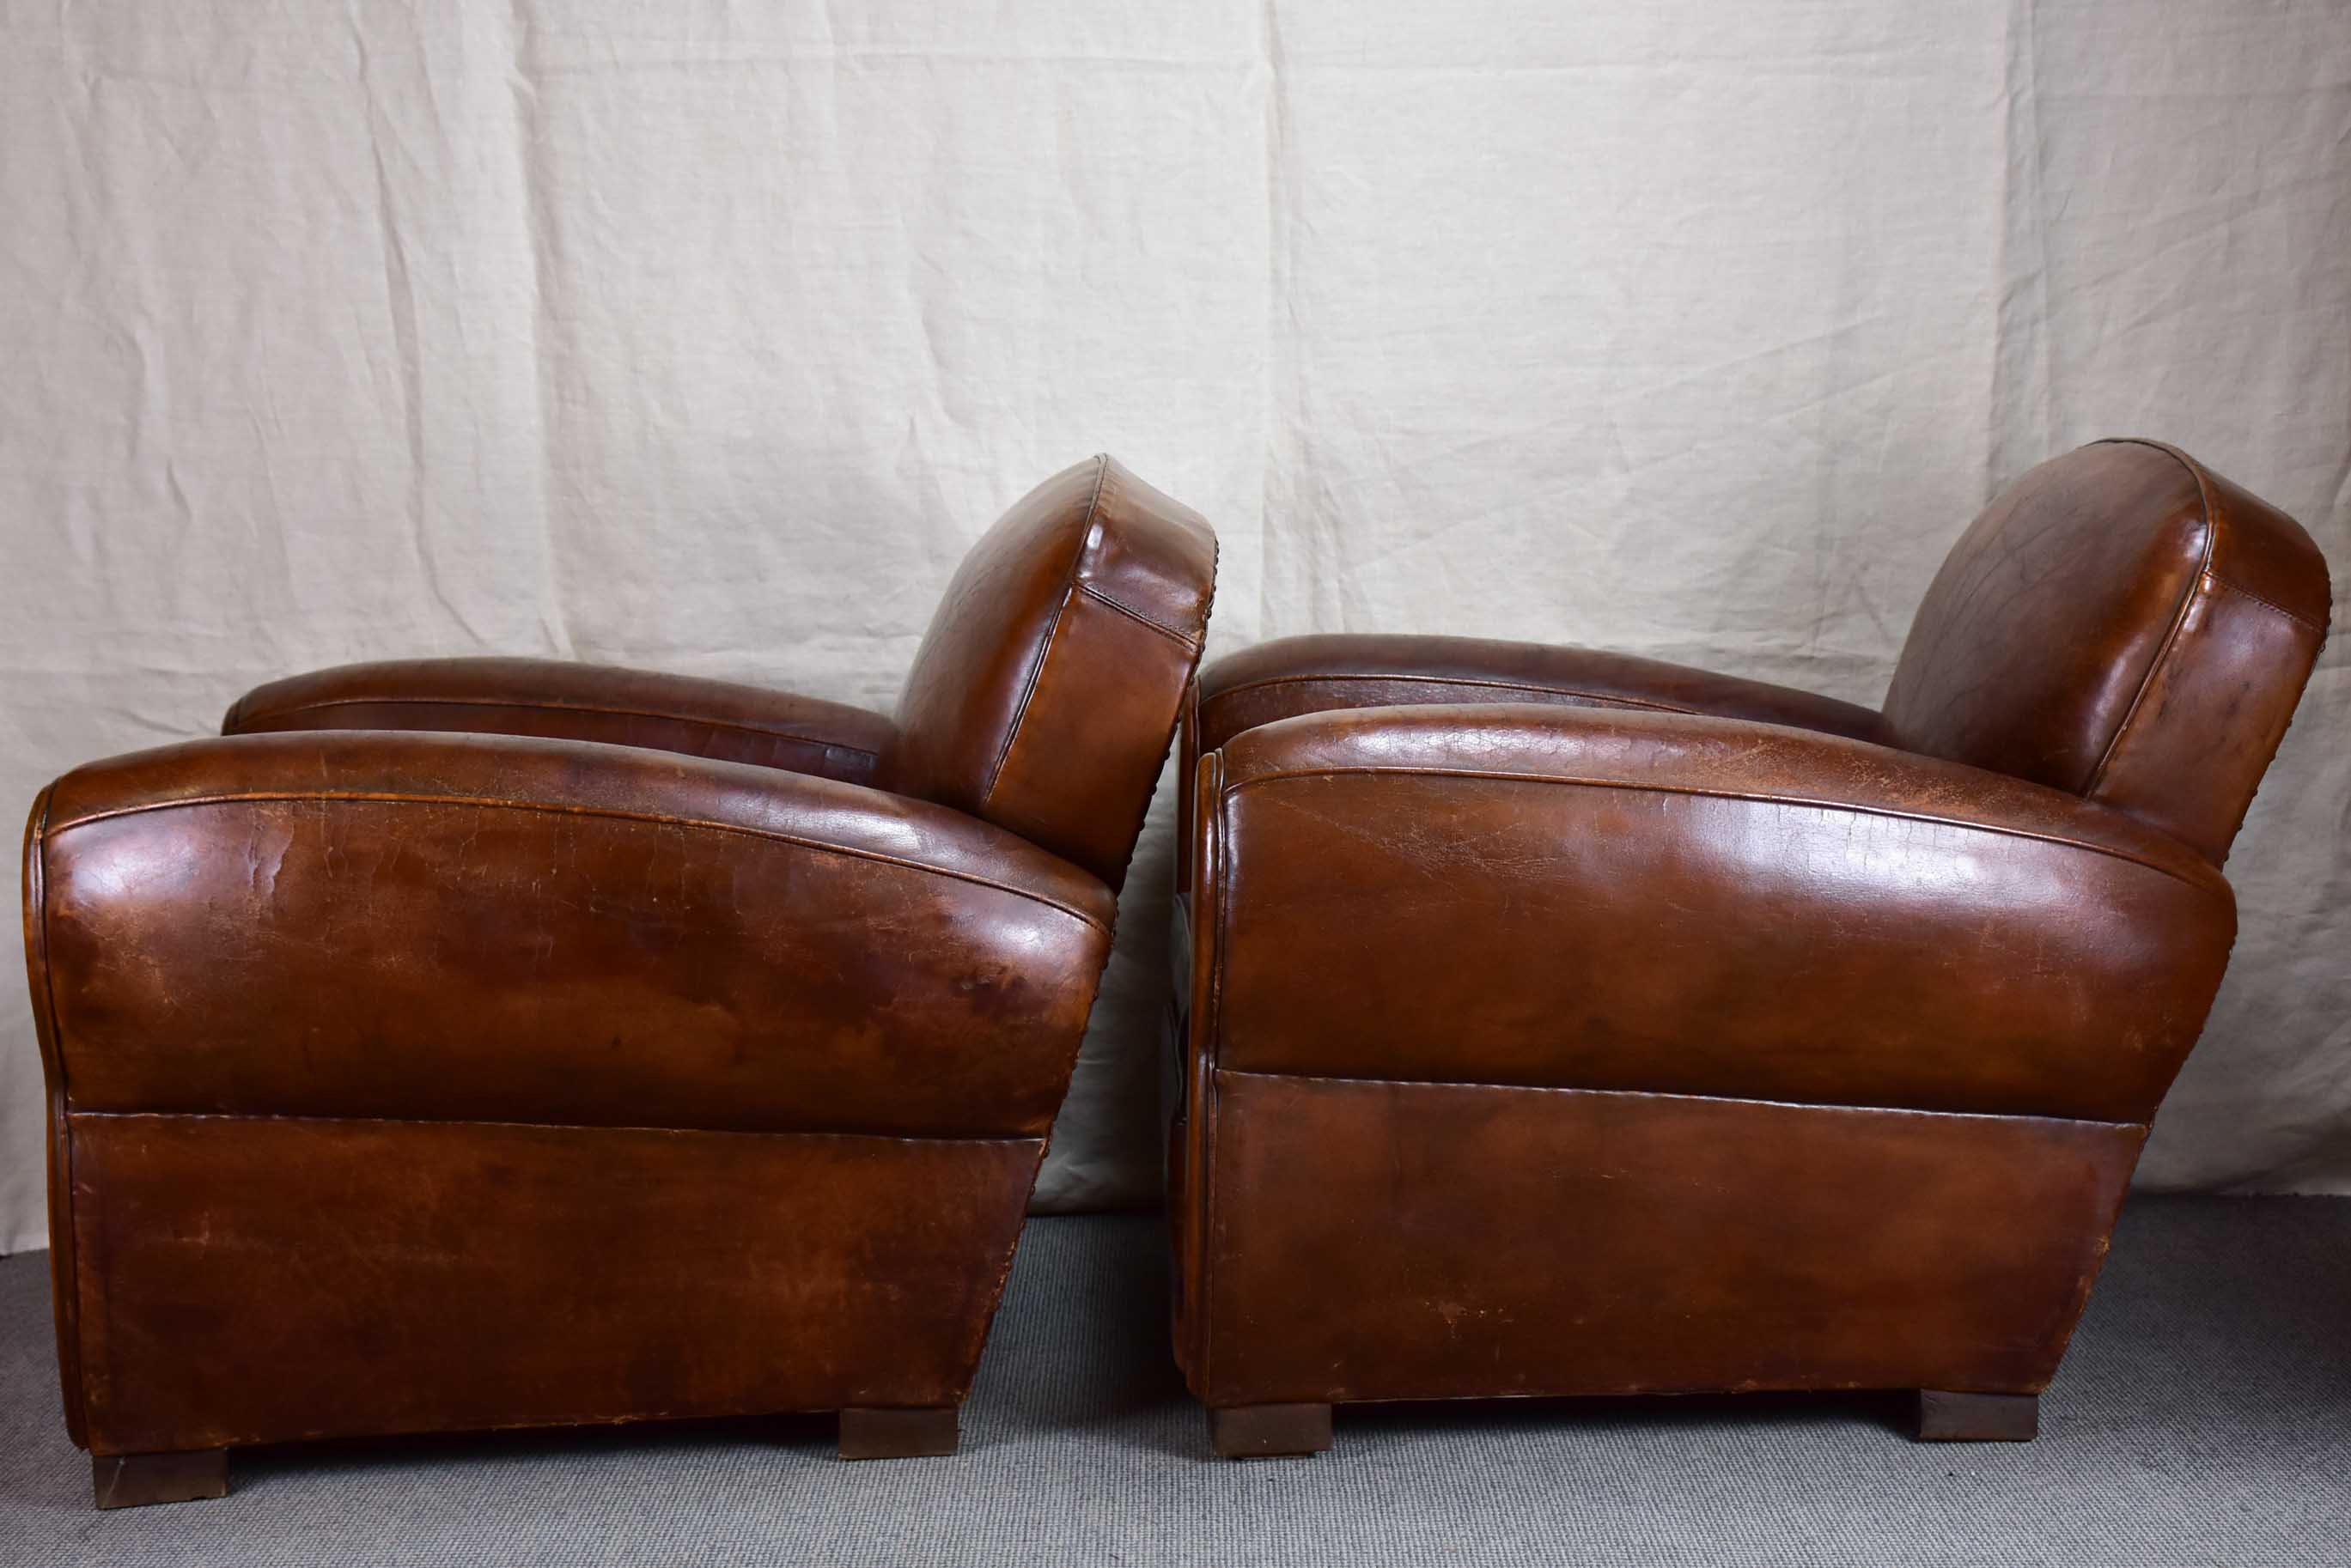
1166;438;2330;1459
26;455;1215;1508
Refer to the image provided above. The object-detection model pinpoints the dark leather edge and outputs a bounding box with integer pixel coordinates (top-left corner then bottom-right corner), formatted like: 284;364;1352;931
22;782;88;1449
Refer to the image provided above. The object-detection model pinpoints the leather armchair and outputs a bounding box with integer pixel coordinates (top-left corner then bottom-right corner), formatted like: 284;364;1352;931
1167;439;2330;1457
27;455;1217;1506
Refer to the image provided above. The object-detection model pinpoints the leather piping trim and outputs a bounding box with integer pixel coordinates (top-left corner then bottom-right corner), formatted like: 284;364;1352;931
43;792;1111;933
1212;1067;2153;1133
1219;765;2223;893
65;1109;1052;1147
233;696;883;760
1204;670;1691;714
979;454;1109;809
1075;580;1206;650
2082;439;2220;799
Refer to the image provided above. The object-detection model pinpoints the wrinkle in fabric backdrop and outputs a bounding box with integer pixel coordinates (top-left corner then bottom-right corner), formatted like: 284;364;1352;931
1;0;2345;1249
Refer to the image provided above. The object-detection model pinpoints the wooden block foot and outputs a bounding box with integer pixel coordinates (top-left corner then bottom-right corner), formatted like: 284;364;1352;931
1914;1389;2038;1442
91;1449;228;1510
1209;1402;1334;1460
837;1405;959;1460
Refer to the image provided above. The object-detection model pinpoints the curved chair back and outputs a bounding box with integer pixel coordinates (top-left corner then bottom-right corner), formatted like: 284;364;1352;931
1882;439;2330;862
891;455;1217;887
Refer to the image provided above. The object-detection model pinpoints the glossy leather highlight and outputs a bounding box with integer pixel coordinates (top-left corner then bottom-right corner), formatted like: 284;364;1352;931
1210;704;2233;1123
40;732;1112;1139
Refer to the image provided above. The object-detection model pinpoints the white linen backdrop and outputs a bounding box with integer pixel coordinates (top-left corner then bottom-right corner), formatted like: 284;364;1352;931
1;0;2345;1249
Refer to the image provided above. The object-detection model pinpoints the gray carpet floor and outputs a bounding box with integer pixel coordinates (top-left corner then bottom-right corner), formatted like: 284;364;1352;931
3;1197;2348;1565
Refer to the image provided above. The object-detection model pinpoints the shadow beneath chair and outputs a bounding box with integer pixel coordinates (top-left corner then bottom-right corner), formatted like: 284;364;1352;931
231;1409;840;1493
1351;1387;1916;1445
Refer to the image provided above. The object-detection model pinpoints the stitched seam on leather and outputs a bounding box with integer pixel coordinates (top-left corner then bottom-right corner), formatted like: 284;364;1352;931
1221;766;2220;892
1075;580;1204;650
1211;1067;2145;1131
979;455;1109;808
66;1109;1050;1146
1205;671;1693;713
2205;573;2330;635
239;696;882;758
45;793;1111;932
980;590;1075;814
2084;442;2218;796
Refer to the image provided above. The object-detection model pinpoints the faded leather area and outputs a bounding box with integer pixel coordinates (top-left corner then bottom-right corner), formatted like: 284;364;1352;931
68;1114;1040;1455
1188;1073;2140;1407
226;656;901;788
1200;633;1887;754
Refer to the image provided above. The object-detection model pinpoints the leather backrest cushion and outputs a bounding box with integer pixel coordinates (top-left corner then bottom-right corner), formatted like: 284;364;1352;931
1881;439;2330;862
890;456;1217;888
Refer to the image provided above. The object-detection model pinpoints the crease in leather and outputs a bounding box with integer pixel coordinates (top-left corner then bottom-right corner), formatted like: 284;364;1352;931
42;789;1112;933
1217;765;2224;894
1209;1066;2147;1132
236;694;886;757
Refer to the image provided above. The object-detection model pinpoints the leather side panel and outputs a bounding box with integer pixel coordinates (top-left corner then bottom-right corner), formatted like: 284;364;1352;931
1213;712;2235;1123
70;1114;1041;1456
40;734;1112;1138
1197;1072;2142;1407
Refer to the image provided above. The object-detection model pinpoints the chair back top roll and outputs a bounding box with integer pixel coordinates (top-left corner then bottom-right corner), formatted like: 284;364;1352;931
1881;439;2330;863
892;455;1218;888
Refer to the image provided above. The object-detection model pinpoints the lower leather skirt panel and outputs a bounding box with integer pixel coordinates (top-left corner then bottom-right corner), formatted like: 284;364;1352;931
67;1112;1042;1456
1193;1071;2143;1407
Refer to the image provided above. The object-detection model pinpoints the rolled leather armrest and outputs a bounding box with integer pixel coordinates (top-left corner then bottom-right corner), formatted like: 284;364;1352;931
1197;633;1886;752
223;657;898;787
28;731;1112;1139
1199;703;2236;1124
